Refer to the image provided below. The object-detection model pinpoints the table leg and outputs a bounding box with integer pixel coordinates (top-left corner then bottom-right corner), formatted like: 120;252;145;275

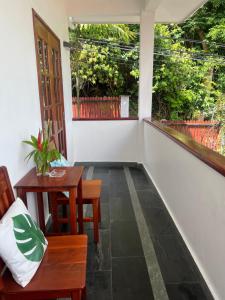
69;188;77;234
36;192;46;234
71;289;82;300
16;188;27;207
50;192;59;233
77;178;83;234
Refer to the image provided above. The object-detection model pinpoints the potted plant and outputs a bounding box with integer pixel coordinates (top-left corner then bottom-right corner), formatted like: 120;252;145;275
23;122;60;176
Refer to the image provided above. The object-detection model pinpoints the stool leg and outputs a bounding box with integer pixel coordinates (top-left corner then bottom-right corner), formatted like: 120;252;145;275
77;179;84;234
78;203;84;234
93;200;99;243
98;198;101;223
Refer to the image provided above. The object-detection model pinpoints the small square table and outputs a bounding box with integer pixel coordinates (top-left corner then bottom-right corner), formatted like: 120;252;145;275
14;166;84;235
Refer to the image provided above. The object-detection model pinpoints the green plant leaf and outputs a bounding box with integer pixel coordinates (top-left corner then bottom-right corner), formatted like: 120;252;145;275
31;135;38;148
13;214;47;262
23;140;36;147
25;150;36;161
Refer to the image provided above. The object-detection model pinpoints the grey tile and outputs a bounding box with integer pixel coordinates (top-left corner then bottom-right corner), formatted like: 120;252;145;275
100;203;110;230
109;168;127;183
87;271;112;300
109;191;131;203
110;197;135;222
111;221;144;257
112;257;154;300
93;167;110;185
87;230;111;271
109;182;129;197
100;185;110;203
154;235;198;283
145;207;178;236
166;283;209;300
137;189;165;209
129;167;153;190
94;167;109;174
108;167;130;197
177;237;214;300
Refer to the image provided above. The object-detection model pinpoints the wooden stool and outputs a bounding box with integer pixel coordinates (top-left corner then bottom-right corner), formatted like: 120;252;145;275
52;179;102;243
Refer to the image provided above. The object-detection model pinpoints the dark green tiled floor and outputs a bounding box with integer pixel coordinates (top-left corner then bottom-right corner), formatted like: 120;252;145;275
129;167;213;300
86;166;154;300
61;164;213;300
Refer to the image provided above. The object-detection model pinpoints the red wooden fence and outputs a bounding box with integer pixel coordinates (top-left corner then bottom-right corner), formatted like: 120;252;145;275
72;97;121;119
161;120;221;151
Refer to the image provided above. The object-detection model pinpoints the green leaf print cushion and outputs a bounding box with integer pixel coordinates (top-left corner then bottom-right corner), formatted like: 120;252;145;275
0;198;48;287
13;214;47;262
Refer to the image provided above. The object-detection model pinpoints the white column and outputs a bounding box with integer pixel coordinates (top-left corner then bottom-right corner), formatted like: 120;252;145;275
138;10;155;120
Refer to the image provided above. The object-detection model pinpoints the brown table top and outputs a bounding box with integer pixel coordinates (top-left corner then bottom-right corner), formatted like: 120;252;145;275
14;166;84;189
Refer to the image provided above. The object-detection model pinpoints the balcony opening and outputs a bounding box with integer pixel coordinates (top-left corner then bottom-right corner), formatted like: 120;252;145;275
69;24;140;120
152;0;225;157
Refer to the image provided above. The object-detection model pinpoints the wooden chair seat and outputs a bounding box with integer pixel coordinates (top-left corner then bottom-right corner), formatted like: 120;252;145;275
82;180;102;200
0;166;88;300
2;235;87;298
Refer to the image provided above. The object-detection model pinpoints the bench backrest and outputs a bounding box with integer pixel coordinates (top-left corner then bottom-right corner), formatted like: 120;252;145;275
0;166;15;275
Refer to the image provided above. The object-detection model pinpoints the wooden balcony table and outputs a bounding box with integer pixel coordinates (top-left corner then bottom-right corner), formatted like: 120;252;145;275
14;166;84;235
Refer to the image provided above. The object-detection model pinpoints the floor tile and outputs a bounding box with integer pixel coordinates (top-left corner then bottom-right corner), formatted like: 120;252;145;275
144;207;178;236
112;257;154;300
109;169;127;183
109;183;129;197
100;185;110;203
94;167;110;185
166;283;209;300
137;189;165;210
94;167;109;174
109;196;135;222
87;230;111;271
129;167;153;190
99;203;110;230
111;221;144;257
154;235;198;283
87;271;112;300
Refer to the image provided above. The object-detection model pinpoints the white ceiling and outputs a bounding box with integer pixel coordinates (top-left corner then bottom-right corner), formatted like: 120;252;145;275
67;0;208;24
155;0;208;23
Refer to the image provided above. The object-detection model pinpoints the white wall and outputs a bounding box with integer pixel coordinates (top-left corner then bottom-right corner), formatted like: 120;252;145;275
143;122;225;300
73;121;139;162
0;0;72;222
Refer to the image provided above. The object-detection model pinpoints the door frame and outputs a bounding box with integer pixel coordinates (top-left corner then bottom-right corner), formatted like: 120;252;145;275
32;9;67;157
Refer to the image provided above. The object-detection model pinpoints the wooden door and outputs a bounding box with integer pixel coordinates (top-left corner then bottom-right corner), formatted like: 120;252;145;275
33;10;67;157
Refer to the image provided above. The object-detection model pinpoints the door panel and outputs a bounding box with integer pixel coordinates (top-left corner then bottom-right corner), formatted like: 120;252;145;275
33;10;67;157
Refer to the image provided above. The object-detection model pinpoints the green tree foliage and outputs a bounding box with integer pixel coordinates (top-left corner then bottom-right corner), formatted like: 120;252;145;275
69;0;225;125
181;0;225;47
69;24;139;116
153;24;222;120
152;0;225;154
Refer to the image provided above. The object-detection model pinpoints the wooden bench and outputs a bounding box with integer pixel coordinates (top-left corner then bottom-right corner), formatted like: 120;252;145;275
0;166;87;300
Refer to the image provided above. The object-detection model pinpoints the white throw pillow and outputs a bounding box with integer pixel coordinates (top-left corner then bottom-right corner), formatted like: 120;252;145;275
0;198;48;287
